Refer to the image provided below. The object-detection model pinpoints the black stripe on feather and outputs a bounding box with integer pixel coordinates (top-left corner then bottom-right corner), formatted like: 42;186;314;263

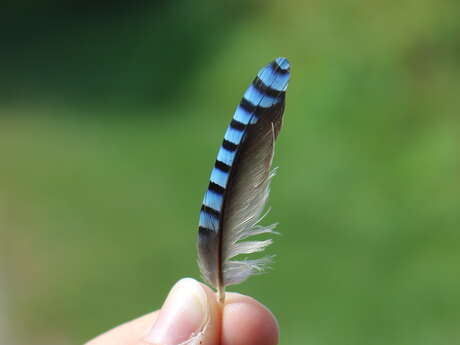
201;205;221;218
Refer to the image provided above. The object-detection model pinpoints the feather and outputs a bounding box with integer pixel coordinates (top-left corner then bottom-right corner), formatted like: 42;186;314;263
197;57;290;302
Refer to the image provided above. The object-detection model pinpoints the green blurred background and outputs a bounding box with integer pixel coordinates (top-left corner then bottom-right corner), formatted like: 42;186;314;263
1;1;460;344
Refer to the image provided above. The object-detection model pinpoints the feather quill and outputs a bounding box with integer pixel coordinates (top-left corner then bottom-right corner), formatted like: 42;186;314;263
197;57;290;302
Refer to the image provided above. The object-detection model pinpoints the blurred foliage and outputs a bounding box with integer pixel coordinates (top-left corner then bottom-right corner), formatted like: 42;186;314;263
1;1;257;107
1;1;460;345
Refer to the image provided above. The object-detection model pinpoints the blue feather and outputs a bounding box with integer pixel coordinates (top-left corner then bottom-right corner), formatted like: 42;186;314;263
197;57;291;302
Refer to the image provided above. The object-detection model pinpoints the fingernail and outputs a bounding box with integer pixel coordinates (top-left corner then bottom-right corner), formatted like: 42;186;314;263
145;278;208;345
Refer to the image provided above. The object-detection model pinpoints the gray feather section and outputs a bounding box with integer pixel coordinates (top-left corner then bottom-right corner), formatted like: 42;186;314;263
220;125;278;287
197;225;219;287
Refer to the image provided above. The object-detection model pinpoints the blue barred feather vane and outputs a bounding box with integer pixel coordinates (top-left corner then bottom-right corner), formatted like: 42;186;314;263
197;57;291;302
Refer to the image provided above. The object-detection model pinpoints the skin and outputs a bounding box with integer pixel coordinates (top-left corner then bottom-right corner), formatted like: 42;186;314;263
85;281;279;345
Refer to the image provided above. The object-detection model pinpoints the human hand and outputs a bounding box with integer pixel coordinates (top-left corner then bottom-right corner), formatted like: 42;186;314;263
86;278;279;345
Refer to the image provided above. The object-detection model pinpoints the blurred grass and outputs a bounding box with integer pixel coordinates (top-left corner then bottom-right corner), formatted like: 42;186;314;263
1;1;460;344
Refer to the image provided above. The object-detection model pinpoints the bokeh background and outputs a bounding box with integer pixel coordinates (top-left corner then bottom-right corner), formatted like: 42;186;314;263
1;1;460;344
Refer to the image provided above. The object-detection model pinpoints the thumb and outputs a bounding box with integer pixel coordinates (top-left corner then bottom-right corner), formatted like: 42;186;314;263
143;278;220;345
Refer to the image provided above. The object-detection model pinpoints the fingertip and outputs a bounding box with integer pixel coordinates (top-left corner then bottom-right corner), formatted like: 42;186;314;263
144;278;221;345
222;293;279;345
